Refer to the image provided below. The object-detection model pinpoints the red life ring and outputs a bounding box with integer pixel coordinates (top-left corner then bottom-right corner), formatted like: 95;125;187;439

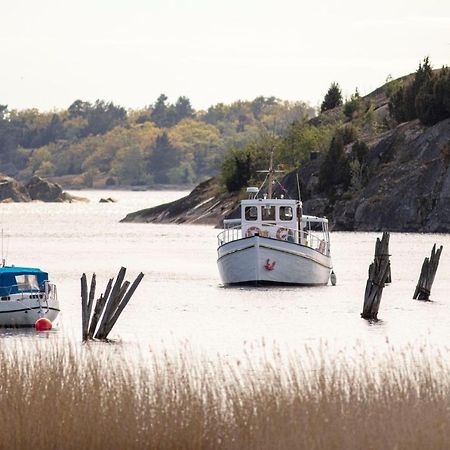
246;226;261;237
276;227;288;240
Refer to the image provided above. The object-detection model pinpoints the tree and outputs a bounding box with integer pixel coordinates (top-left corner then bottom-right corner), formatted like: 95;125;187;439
416;66;450;125
151;94;170;128
174;96;194;123
148;132;179;184
220;147;253;192
389;57;434;123
68;100;91;119
321;82;343;112
319;133;351;193
86;100;126;136
343;88;362;119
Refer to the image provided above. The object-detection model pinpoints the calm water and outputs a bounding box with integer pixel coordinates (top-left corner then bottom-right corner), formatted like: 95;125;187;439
1;189;450;356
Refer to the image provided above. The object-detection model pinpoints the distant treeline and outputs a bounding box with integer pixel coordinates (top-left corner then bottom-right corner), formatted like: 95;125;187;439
0;95;314;187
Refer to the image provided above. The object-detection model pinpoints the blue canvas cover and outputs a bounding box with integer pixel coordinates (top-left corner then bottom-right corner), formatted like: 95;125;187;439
0;267;48;295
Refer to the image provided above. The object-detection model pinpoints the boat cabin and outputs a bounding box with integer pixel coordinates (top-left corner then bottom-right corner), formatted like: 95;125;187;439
220;198;330;255
241;198;299;241
0;267;48;297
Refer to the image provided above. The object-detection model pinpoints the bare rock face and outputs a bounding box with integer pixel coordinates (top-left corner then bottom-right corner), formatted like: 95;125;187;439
121;178;239;225
0;176;31;202
26;176;66;202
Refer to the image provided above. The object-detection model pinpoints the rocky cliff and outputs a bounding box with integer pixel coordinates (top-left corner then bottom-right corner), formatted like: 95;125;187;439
0;176;87;203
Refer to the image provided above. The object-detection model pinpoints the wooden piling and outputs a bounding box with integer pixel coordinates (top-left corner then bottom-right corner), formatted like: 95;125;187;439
361;232;391;320
102;273;144;340
374;231;391;284
95;267;127;339
81;274;88;341
413;244;443;301
81;268;144;342
87;274;96;324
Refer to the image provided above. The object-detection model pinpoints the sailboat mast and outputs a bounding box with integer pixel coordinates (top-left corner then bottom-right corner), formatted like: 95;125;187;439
267;150;274;199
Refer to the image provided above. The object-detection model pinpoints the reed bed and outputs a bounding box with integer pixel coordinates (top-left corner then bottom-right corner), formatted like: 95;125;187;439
0;340;450;450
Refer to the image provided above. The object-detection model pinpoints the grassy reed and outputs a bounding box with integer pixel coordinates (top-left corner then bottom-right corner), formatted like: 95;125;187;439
1;340;450;450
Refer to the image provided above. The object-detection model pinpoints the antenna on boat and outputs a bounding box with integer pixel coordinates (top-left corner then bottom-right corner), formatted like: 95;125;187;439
296;172;302;202
256;147;284;199
1;228;5;267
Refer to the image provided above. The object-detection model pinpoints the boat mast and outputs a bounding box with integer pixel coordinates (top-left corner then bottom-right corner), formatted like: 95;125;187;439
267;150;274;199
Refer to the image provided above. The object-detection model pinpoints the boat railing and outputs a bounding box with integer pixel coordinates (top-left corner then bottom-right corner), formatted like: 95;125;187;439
0;282;55;300
217;225;242;247
218;223;330;256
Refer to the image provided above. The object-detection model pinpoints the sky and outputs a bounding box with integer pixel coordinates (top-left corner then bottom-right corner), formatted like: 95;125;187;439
1;0;449;112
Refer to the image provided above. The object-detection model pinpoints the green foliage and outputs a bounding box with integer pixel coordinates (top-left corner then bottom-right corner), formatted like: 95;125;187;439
387;57;450;125
148;132;179;184
319;133;351;194
111;145;147;185
279;123;333;168
220;135;279;193
321;82;343;113
343;89;362;119
336;124;358;145
318;128;361;195
0;95;314;187
415;66;450;125
150;94;195;128
349;140;369;190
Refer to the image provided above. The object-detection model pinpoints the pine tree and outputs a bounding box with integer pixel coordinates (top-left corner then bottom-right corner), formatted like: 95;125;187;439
151;94;170;128
321;82;343;112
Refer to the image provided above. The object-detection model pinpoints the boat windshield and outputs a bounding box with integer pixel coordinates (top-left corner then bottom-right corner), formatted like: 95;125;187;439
15;274;40;292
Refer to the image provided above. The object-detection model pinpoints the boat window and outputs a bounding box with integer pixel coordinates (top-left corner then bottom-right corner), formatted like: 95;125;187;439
15;275;39;291
245;206;258;221
262;205;275;221
279;206;293;221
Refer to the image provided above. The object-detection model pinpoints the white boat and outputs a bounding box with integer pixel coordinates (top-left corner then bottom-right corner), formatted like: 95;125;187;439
0;266;60;327
217;158;333;286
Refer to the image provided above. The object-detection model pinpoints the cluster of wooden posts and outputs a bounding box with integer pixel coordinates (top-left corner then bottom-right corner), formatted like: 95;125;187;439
361;232;443;320
80;267;144;341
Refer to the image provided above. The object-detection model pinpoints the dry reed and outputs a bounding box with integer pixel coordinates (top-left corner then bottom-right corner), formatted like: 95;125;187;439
0;339;449;450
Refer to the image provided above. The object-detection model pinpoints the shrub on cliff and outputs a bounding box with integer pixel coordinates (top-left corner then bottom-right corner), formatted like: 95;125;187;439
321;82;343;113
318;126;362;195
220;148;254;192
388;57;450;126
415;67;450;125
343;89;362;119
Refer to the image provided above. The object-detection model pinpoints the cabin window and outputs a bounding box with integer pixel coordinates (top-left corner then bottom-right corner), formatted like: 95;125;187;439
15;275;39;292
262;205;275;221
245;206;258;221
279;206;293;221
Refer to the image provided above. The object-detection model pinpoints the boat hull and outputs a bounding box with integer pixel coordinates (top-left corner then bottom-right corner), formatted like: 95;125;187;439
0;297;60;327
217;236;332;285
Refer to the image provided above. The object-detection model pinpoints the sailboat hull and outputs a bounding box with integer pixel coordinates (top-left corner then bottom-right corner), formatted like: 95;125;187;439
0;296;60;327
217;236;332;286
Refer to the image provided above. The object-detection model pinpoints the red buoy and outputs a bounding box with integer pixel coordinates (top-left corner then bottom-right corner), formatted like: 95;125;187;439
35;318;52;331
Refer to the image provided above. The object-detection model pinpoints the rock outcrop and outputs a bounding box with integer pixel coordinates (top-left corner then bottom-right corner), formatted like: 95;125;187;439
121;178;239;225
0;176;32;202
0;175;86;203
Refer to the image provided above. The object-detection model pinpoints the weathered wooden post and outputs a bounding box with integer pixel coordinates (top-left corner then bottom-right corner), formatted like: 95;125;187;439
361;232;391;320
413;244;443;301
374;231;391;284
81;267;144;342
81;273;97;341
